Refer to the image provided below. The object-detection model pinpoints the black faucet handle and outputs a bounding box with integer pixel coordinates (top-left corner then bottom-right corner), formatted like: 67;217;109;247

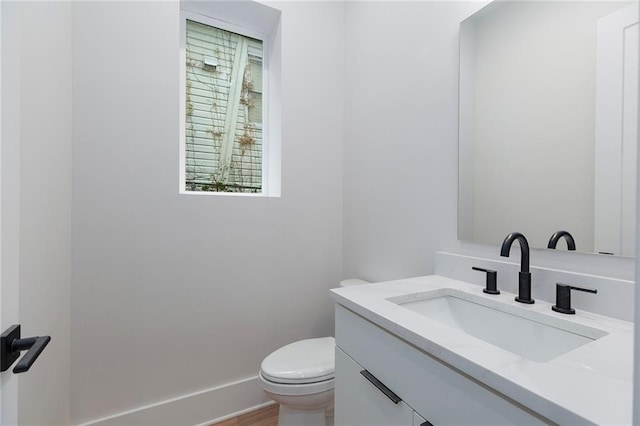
472;267;500;295
552;283;597;314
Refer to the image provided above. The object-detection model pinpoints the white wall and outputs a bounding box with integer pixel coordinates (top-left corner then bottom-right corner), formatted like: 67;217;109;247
70;1;344;424
1;2;72;425
343;1;482;282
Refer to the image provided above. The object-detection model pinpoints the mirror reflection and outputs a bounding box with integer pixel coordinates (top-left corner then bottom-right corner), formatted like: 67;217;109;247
458;0;638;256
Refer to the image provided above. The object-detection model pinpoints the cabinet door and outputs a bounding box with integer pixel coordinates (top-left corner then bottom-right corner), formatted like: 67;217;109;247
335;347;414;426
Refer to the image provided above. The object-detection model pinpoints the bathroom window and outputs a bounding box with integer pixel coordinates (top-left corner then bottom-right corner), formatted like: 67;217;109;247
181;12;275;195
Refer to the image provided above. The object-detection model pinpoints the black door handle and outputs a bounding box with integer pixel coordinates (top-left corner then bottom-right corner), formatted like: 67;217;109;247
12;336;51;373
1;325;51;374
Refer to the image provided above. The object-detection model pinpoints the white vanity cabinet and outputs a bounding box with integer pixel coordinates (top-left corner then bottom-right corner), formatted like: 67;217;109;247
334;304;550;425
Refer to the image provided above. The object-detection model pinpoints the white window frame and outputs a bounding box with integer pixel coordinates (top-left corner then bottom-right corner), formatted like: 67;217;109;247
179;6;279;197
246;53;264;127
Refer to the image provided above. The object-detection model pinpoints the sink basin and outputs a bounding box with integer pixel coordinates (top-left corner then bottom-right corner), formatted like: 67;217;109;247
389;289;608;362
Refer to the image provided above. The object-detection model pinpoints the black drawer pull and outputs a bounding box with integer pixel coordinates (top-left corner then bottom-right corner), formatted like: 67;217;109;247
359;369;402;404
420;421;434;426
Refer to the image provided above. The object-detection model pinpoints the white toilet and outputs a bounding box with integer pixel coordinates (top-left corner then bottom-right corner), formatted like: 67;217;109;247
258;279;369;426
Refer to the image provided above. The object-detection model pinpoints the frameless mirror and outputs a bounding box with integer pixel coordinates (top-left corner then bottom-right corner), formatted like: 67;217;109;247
458;0;639;256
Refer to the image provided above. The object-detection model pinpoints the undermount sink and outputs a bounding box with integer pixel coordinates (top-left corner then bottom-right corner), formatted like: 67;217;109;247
388;289;608;362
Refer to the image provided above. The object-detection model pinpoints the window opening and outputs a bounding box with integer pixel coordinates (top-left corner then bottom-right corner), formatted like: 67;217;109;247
184;19;264;193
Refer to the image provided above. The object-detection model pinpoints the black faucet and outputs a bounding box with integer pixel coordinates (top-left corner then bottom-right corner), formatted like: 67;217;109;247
547;230;576;250
500;232;534;304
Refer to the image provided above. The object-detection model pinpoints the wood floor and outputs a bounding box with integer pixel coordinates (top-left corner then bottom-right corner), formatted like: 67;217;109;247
212;404;278;426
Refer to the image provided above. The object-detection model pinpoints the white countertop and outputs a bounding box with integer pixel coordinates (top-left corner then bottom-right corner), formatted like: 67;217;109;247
330;275;634;425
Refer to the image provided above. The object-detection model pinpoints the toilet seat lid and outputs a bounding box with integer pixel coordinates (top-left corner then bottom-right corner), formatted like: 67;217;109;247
260;337;335;384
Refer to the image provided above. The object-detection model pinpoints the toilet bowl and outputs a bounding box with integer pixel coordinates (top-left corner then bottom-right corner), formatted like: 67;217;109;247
259;337;335;426
259;279;370;426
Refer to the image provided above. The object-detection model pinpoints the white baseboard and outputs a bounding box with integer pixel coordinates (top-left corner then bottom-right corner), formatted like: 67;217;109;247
77;375;272;426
